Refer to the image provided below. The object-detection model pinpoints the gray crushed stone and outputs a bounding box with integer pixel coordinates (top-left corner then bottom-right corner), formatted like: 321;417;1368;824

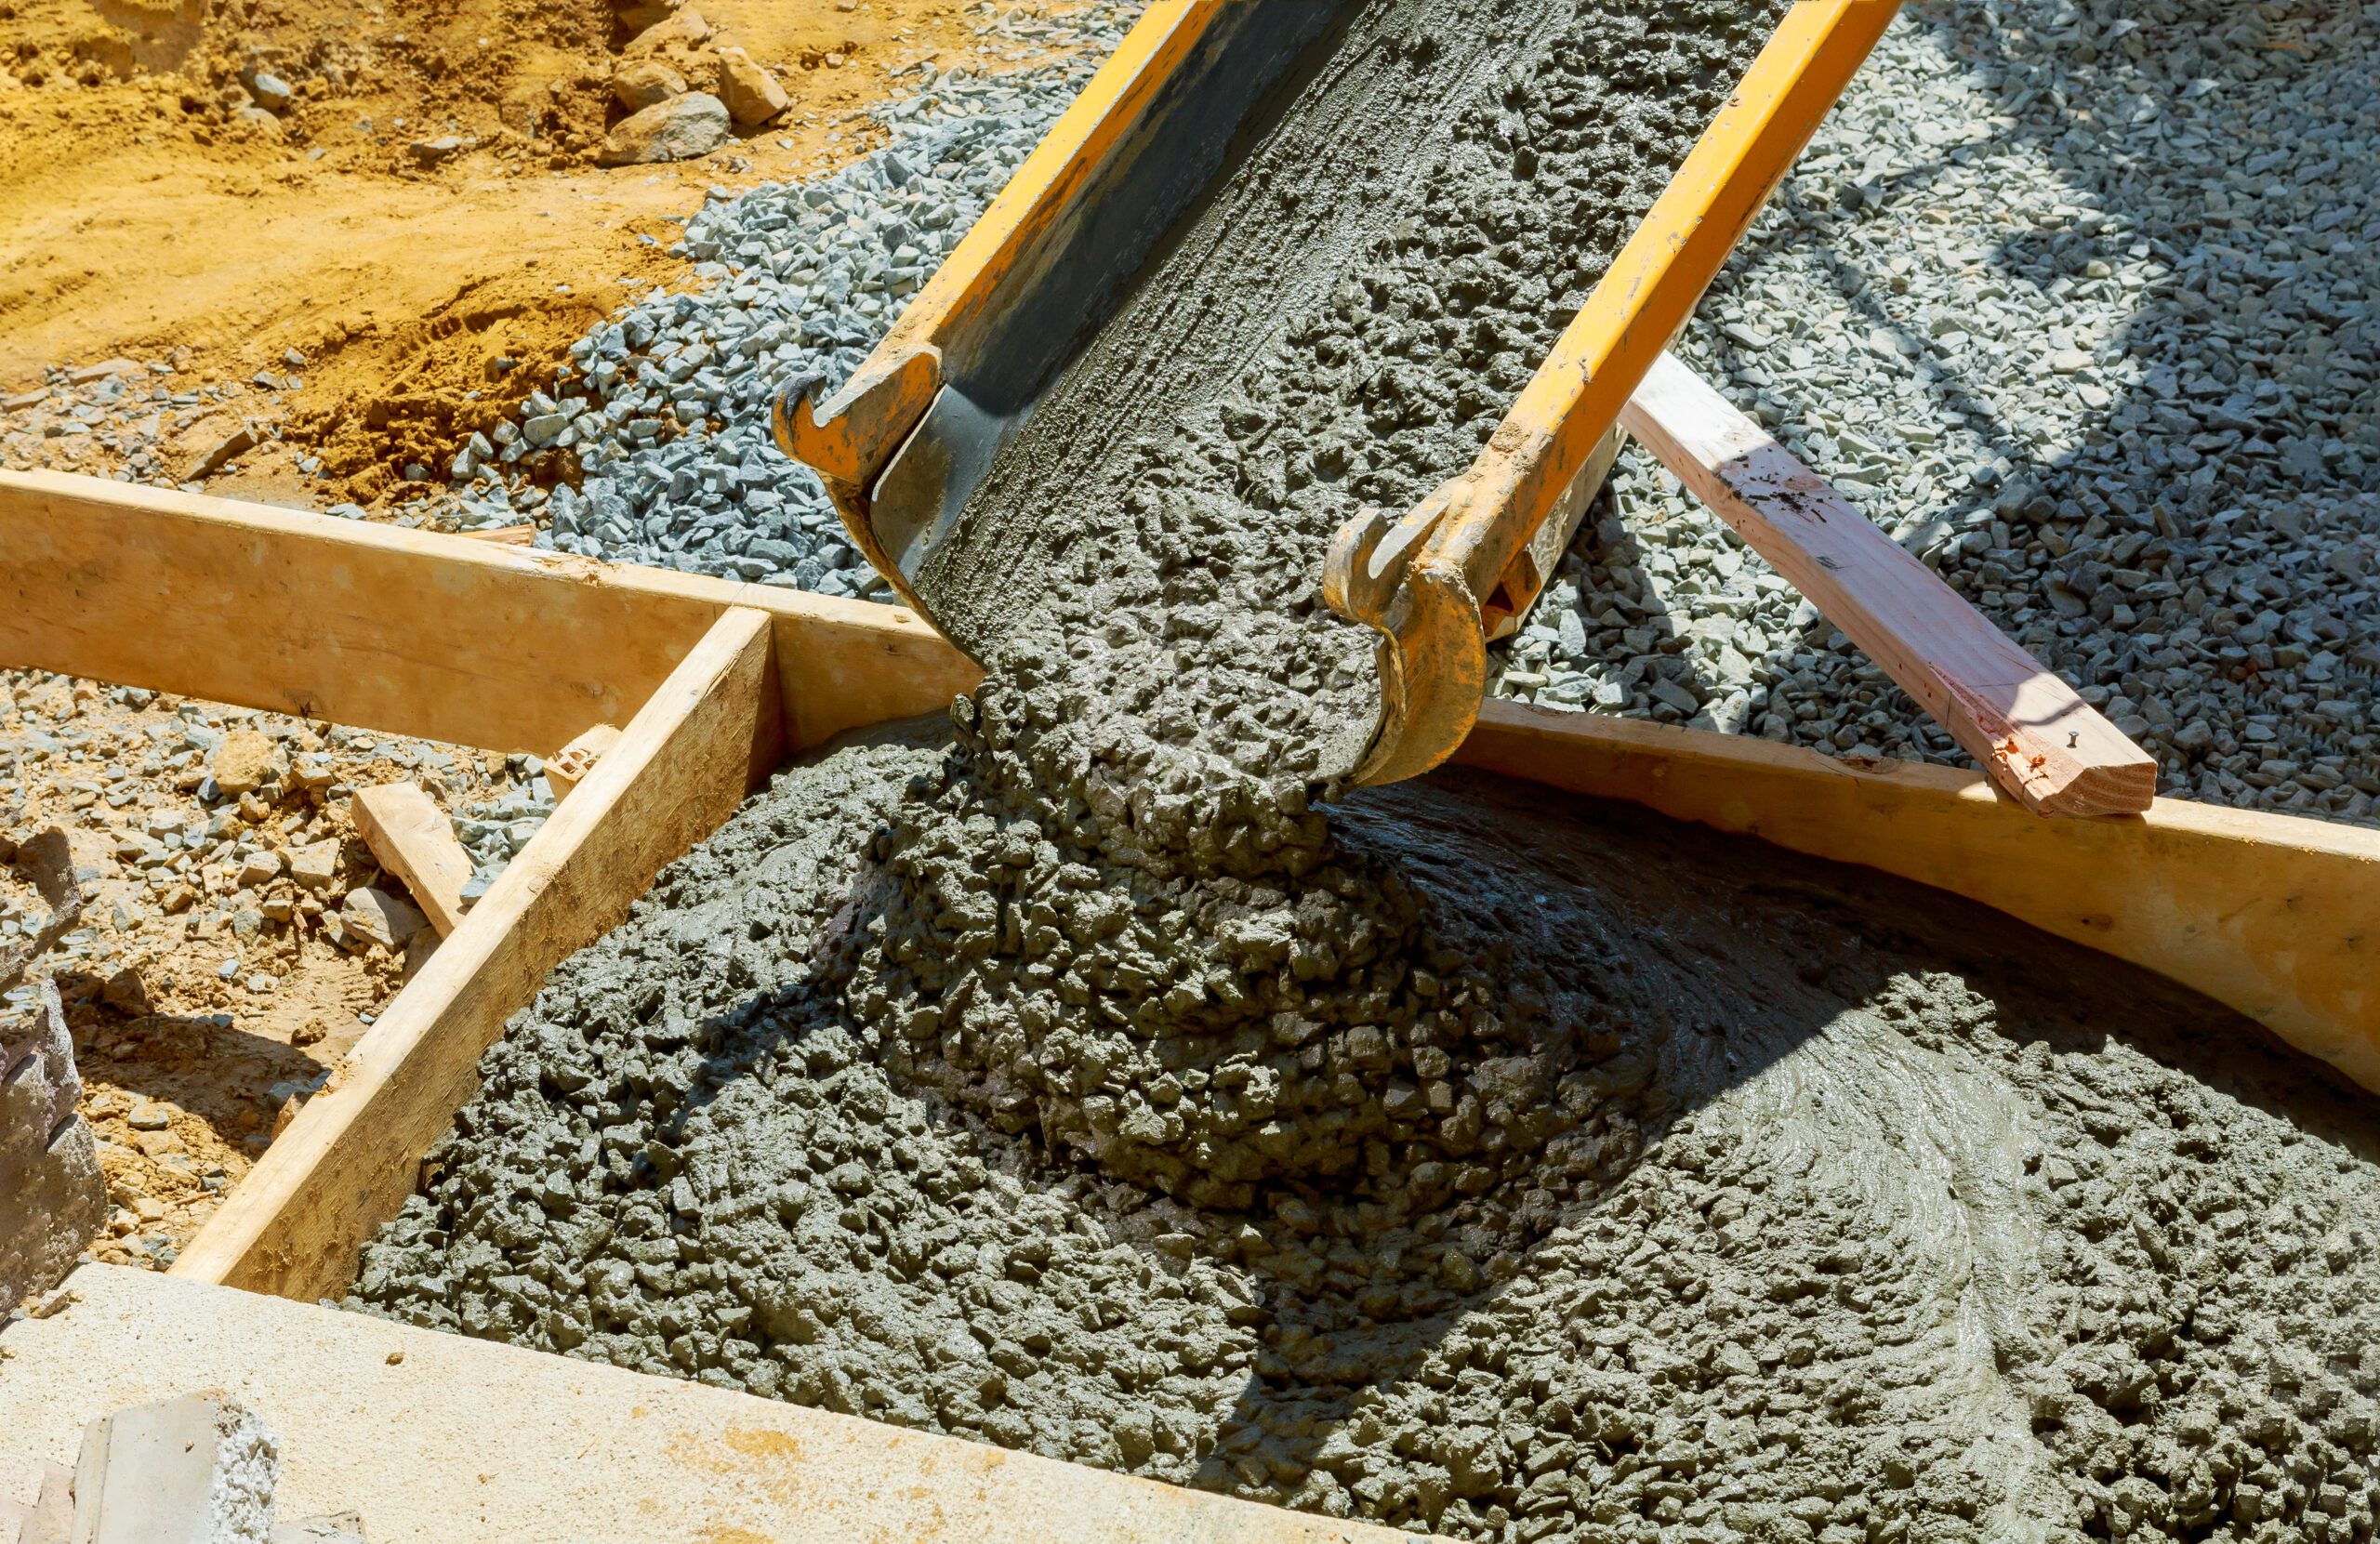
443;8;1140;592
1499;0;2380;826
450;773;559;903
444;0;2378;830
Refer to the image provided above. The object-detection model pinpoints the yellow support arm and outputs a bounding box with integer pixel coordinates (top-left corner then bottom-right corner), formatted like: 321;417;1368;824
1326;0;1903;786
773;2;1225;578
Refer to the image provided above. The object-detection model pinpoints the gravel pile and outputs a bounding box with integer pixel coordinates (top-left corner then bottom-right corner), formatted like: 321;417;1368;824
450;774;559;905
0;355;324;490
448;7;1140;595
1499;0;2379;824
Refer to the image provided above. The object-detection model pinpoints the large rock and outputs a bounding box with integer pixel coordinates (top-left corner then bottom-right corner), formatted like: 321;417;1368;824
211;730;284;795
285;840;342;892
409;134;474;167
612;59;686;112
598;91;731;165
1;980;109;1307
622;7;710;56
615;0;678;31
711;46;788;126
246;72;294;112
340;886;428;952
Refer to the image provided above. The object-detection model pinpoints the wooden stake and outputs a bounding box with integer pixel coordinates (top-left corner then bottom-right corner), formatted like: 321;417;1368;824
543;724;622;801
172;608;784;1300
350;783;475;938
1621;352;2159;818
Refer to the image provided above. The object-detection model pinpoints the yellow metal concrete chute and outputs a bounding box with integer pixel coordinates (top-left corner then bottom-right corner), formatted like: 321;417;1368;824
778;0;1904;785
773;0;1329;631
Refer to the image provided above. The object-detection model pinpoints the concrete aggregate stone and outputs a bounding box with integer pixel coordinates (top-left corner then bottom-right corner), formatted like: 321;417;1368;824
354;723;2380;1542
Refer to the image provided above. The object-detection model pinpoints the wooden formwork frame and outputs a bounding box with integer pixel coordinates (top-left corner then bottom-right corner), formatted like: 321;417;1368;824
4;465;2376;1523
9;466;2376;1264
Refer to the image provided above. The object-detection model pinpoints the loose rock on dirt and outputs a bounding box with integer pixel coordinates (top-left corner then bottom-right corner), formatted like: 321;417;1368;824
599;92;733;166
1;667;556;1273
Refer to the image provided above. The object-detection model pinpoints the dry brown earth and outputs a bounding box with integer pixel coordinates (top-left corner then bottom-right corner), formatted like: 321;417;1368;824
0;0;1057;506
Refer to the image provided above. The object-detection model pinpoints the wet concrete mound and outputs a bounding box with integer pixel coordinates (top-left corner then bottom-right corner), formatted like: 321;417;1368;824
354;727;2380;1541
852;667;1592;1214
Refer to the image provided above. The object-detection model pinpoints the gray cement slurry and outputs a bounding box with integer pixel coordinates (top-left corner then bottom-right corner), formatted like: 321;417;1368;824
355;723;2380;1542
831;0;1788;1211
352;0;2380;1538
921;0;1788;805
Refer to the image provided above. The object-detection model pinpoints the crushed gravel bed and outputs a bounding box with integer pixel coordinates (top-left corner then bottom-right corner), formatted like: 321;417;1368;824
2;666;554;1271
459;0;2377;825
1498;0;2378;823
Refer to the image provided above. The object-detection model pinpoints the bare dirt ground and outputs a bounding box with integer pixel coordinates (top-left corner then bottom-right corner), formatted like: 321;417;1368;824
3;668;549;1271
0;0;1040;508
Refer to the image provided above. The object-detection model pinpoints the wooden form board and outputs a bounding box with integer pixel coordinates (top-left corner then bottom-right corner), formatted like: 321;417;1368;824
3;470;2375;1307
169;608;784;1300
1621;353;2158;817
3;1265;1431;1544
0;470;979;759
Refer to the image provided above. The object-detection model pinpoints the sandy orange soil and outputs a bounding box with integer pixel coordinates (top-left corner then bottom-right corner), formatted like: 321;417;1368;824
0;0;1052;505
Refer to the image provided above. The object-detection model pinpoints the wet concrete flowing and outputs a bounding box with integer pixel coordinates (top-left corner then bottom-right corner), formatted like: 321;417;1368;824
350;0;2380;1539
354;719;2380;1541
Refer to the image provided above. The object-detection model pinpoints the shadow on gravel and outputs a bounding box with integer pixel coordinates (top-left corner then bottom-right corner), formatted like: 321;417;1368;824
1541;1;2375;816
62;999;320;1127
